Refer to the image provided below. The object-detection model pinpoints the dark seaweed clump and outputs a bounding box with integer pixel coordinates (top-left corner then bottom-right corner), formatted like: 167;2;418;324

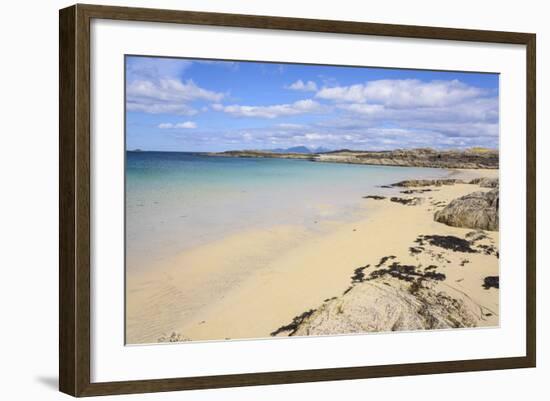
375;255;396;267
477;244;499;257
482;276;499;289
363;195;386;200
409;246;424;255
400;189;432;194
390;197;421;205
369;262;446;283
270;309;316;336
416;235;476;253
351;264;370;283
423;271;446;281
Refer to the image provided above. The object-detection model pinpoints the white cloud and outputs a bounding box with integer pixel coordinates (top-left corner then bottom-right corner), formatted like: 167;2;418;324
127;103;198;116
128;79;224;103
277;123;304;129
126;57;191;82
158;121;197;129
316;79;485;108
126;78;224;115
212;99;322;119
286;80;318;92
337;104;385;115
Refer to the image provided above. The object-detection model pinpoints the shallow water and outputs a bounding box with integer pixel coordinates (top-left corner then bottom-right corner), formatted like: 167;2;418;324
126;151;449;272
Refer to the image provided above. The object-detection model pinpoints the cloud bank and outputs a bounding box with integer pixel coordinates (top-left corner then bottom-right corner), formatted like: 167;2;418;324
125;56;498;151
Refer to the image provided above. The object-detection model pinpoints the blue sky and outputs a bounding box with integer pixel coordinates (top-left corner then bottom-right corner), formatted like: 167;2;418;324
126;55;499;152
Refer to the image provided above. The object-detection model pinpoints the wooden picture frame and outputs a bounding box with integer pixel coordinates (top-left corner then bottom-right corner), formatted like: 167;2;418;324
59;3;536;397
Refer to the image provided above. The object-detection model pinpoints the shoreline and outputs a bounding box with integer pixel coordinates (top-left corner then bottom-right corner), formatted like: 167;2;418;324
126;167;499;344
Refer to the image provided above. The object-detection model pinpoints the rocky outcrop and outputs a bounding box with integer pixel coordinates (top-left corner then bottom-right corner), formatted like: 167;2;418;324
434;189;499;231
392;179;465;187
313;148;498;169
469;177;499;188
276;255;479;337
209;147;499;169
288;279;477;336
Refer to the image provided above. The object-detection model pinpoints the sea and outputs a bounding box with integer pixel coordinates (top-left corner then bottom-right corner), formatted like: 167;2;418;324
126;151;449;272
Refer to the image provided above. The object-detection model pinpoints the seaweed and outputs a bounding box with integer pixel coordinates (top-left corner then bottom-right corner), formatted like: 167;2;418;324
476;244;498;256
424;271;446;281
270;309;317;336
416;235;476;253
409;246;424;255
482;276;499;289
369;262;422;282
400;189;432;194
390;197;422;205
375;255;396;267
351;264;370;283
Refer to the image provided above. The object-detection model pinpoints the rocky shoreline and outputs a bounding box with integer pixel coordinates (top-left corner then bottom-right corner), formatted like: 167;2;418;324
271;177;500;337
207;147;499;170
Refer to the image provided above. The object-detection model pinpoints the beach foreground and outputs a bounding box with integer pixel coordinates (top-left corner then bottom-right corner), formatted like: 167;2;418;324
126;169;499;344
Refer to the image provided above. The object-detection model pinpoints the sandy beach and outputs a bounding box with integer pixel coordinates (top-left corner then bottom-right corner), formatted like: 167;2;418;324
126;167;499;344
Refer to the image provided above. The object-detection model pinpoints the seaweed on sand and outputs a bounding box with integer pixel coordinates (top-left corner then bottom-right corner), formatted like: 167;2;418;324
482;276;499;289
351;264;370;283
270;309;316;336
390;197;423;206
375;255;396;267
416;235;476;253
409;246;424;255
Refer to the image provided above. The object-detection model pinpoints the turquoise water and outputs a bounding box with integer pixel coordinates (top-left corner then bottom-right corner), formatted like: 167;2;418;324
126;151;449;272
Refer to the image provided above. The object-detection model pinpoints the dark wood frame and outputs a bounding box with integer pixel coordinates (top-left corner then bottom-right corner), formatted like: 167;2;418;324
59;3;536;397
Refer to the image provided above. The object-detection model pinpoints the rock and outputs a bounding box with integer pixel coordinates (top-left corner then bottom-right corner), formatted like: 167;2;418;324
434;189;499;231
392;179;465;187
289;278;477;336
465;230;489;242
312;148;498;169
363;195;386;200
469;177;499;188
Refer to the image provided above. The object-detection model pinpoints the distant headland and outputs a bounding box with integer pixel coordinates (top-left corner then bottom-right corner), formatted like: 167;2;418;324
206;147;499;169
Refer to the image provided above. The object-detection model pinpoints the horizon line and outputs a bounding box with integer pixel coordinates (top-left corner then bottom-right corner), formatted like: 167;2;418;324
126;146;499;153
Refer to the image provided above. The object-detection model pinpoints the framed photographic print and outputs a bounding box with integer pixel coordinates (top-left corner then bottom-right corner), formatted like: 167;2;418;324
59;4;536;397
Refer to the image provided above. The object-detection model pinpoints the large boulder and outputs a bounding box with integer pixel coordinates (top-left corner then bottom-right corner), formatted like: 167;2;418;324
434;189;499;231
288;279;476;336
